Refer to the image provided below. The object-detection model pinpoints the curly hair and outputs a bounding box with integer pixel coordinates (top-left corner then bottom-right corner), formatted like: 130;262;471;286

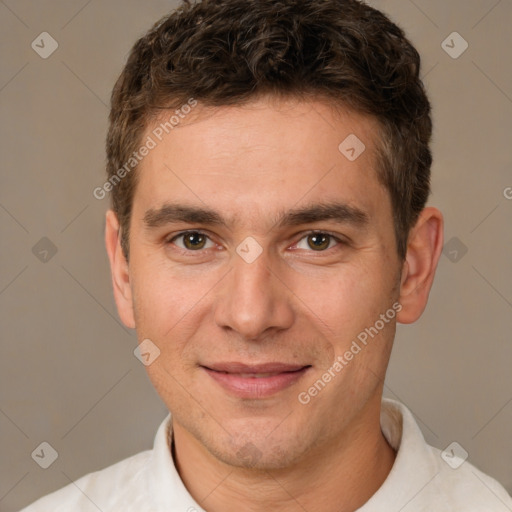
106;0;432;261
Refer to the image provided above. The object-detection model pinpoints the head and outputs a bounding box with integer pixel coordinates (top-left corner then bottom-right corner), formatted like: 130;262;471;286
105;0;443;470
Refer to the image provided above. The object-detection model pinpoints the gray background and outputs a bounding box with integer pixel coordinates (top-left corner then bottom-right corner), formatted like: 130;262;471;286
1;0;511;510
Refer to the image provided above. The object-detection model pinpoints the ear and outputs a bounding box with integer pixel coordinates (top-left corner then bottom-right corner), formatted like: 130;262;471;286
396;207;444;324
105;210;136;329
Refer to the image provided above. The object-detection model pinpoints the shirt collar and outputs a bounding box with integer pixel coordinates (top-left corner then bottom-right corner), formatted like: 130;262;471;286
358;398;439;510
147;413;206;511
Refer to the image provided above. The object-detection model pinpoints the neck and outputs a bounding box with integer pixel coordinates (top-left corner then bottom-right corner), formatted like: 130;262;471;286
172;395;396;512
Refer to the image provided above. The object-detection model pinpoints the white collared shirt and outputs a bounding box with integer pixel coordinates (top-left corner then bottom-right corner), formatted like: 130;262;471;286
21;398;512;511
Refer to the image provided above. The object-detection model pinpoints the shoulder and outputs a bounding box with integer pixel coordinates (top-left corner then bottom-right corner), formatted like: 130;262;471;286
418;443;512;511
378;399;512;511
19;449;153;512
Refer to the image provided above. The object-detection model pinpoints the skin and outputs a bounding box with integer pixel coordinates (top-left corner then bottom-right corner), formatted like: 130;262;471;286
105;96;443;512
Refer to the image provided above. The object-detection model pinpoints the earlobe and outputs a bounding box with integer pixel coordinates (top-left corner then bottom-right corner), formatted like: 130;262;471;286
105;210;136;329
396;207;444;324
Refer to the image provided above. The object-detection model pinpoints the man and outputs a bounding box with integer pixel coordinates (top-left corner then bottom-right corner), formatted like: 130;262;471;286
22;0;512;510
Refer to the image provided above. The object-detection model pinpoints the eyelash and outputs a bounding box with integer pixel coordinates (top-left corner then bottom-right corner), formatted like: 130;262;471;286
165;230;347;254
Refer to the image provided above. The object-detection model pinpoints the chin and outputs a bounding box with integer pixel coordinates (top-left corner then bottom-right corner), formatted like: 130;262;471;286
201;424;308;471
212;442;300;471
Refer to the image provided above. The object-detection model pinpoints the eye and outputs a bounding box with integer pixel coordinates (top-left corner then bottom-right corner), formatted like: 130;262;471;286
294;232;342;251
169;231;215;251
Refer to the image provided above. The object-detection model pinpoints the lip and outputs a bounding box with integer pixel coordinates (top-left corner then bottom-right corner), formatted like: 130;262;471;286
202;362;311;399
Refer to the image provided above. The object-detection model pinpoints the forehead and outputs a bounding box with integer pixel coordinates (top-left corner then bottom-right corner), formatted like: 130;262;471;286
133;97;390;230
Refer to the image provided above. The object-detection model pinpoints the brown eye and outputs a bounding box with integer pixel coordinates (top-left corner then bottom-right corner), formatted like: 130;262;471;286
293;232;342;252
307;233;331;251
172;231;213;251
183;232;206;250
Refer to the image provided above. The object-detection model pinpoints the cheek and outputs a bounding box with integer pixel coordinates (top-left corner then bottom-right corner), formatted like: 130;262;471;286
130;258;204;337
130;255;227;367
290;258;392;335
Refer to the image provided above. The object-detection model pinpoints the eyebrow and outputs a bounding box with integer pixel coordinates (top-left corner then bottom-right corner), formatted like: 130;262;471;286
276;202;369;228
143;204;227;228
143;202;369;230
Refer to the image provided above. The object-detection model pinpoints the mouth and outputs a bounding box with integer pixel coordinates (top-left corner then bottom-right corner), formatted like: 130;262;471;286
201;362;312;399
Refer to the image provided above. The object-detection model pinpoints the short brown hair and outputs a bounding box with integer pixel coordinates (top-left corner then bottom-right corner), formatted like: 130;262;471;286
106;0;432;261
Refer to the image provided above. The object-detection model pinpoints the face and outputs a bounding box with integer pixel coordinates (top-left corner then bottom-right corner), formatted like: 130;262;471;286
112;97;406;469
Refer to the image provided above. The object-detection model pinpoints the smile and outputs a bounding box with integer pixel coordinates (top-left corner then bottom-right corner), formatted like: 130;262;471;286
201;362;311;399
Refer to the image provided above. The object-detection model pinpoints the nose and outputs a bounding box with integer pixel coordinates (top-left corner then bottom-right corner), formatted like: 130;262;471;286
214;247;295;341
